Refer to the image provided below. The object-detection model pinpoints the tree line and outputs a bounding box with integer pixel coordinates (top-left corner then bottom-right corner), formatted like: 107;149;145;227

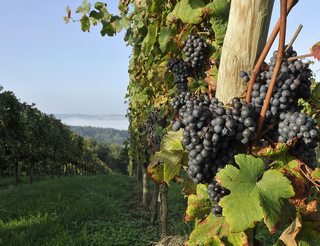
0;86;127;184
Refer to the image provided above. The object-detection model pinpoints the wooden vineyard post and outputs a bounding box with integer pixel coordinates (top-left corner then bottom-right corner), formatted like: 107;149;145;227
142;167;150;206
150;182;160;225
216;0;275;104
160;183;168;237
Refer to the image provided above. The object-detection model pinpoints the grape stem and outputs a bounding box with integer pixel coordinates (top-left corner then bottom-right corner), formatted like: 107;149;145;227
177;26;188;49
299;166;320;189
287;53;313;61
245;0;298;103
285;24;303;52
257;0;287;138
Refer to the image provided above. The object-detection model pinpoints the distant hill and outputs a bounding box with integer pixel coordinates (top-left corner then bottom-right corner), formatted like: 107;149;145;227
70;126;129;145
55;114;128;130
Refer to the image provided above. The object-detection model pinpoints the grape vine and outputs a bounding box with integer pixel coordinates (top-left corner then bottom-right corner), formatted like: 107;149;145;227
68;0;320;245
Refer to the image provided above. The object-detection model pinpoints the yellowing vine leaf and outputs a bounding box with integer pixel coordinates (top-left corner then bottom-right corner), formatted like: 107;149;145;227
185;184;212;222
147;159;164;184
182;178;197;196
257;142;292;157
281;159;309;208
216;154;295;233
279;216;302;246
187;213;248;246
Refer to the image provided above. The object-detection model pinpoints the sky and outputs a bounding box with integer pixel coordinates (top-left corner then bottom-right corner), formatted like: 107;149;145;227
0;0;319;117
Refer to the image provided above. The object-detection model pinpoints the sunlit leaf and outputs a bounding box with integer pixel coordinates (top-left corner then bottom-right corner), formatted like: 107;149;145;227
217;154;295;233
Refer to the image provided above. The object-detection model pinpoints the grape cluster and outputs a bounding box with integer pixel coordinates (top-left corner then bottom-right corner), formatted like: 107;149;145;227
277;111;318;145
170;91;195;111
208;181;229;217
167;59;190;92
145;110;167;152
171;93;256;184
276;111;318;167
183;35;208;70
169;44;319;217
240;71;250;82
248;47;312;124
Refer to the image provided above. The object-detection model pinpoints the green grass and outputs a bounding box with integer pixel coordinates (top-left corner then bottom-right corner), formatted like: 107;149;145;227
0;175;189;246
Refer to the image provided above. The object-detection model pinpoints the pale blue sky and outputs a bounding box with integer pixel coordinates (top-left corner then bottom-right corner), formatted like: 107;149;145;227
0;0;319;116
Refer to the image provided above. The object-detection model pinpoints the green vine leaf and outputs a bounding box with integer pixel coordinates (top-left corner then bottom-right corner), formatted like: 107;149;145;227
76;0;91;14
205;0;230;20
311;80;320;101
101;21;116;36
154;149;184;184
94;2;107;10
216;154;295;233
141;24;158;55
187;213;248;246
167;0;205;24
311;168;320;180
298;98;313;115
185;184;212;222
158;27;172;52
80;15;91;32
160;129;184;152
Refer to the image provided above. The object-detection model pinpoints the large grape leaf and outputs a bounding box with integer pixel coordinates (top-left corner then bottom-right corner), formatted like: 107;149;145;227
187;213;248;246
185;184;212;222
216;154;295;233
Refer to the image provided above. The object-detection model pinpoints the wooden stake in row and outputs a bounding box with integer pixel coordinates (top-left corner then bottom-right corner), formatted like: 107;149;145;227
245;0;299;104
256;0;288;137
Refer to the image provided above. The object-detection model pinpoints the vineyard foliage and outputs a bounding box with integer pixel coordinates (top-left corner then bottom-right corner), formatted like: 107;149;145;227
67;0;320;245
0;86;111;181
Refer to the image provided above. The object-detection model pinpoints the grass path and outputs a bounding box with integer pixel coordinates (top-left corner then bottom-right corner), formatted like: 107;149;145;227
0;175;189;246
